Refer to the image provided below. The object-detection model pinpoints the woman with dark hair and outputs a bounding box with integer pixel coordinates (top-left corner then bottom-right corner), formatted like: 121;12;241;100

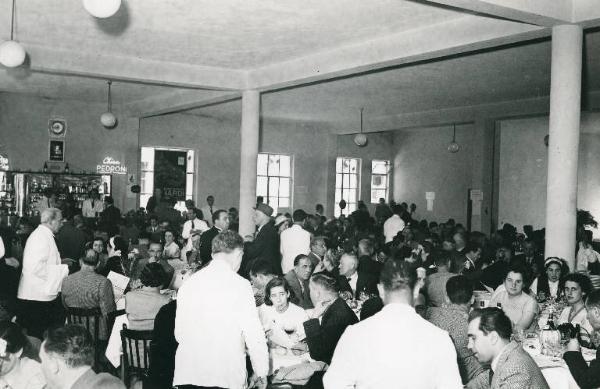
163;229;181;259
558;273;594;338
258;277;310;375
100;236;130;277
0;321;45;389
530;257;566;302
125;263;171;330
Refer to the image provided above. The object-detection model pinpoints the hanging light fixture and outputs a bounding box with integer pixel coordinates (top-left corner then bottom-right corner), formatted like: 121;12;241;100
353;108;368;147
83;0;121;18
0;0;26;68
100;80;118;129
447;123;460;153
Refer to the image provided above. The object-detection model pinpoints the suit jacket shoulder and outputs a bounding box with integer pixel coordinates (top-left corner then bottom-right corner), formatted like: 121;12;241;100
71;369;125;389
303;298;358;364
492;342;549;389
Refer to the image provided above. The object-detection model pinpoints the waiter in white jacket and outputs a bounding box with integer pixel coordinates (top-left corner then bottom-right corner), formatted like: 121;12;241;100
17;208;69;339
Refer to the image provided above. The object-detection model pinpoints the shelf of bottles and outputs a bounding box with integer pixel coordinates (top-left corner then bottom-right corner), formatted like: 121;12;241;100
0;171;112;217
0;171;16;216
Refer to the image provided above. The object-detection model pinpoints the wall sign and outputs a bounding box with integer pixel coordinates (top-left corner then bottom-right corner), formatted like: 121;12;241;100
49;140;65;162
97;156;128;175
154;150;187;201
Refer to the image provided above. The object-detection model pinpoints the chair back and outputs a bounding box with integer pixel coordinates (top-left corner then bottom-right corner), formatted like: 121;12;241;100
120;324;153;386
65;307;102;371
65;307;102;342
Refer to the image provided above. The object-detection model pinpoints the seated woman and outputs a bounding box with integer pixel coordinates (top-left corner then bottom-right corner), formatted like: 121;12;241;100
258;277;311;375
125;263;171;330
489;263;538;332
100;236;131;277
162;229;181;260
558;273;594;342
0;321;45;389
530;257;566;302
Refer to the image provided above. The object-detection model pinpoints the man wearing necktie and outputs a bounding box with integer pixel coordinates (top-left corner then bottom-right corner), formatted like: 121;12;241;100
201;195;218;227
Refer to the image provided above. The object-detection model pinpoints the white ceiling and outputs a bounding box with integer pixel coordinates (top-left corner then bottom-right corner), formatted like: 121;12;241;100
0;0;599;131
2;0;463;69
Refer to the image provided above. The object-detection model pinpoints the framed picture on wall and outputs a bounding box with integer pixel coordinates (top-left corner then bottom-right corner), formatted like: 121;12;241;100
49;140;65;162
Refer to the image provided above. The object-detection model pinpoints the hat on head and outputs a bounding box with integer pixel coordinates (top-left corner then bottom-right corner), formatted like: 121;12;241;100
545;257;563;268
274;214;288;227
255;203;274;217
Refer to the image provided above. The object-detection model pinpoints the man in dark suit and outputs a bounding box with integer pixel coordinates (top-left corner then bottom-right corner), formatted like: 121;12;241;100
292;273;358;389
564;289;600;389
467;308;549;389
243;203;281;276
513;239;545;280
98;196;121;237
199;209;230;264
40;325;125;389
337;253;379;299
284;254;314;309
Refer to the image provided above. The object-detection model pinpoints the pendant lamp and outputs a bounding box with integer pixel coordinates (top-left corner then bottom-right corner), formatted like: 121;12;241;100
353;108;368;147
83;0;121;18
101;80;118;129
0;0;26;68
447;124;460;153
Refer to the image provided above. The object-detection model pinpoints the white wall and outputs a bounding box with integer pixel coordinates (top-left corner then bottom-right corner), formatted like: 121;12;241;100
497;113;600;234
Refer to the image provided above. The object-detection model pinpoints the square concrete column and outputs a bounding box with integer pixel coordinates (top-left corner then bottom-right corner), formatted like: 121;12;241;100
544;25;583;272
238;90;260;237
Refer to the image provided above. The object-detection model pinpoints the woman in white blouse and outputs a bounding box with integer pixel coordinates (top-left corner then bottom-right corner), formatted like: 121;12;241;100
258;277;311;375
163;230;181;259
558;273;594;341
0;321;45;389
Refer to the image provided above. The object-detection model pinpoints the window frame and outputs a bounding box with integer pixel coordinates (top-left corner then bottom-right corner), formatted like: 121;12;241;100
256;152;293;214
370;159;391;204
334;156;362;217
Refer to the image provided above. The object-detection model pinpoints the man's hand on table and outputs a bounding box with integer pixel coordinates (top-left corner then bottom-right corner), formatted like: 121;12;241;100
249;373;267;389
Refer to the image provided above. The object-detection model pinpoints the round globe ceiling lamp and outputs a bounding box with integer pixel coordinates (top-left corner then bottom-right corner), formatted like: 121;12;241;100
353;108;368;147
447;123;460;153
0;0;26;68
83;0;121;18
101;80;118;129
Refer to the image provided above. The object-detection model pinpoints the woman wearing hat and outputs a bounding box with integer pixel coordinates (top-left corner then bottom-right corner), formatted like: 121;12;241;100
530;257;566;302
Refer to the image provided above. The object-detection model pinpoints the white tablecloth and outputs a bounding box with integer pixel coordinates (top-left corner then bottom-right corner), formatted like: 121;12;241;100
106;314;129;368
523;338;580;389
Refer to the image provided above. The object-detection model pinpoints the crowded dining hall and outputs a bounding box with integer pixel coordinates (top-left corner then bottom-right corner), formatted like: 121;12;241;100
1;1;600;388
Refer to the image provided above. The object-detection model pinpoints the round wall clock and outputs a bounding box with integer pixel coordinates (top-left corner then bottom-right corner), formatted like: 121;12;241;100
48;119;67;137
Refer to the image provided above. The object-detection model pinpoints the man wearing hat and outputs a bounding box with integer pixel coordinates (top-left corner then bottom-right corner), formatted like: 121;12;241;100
243;203;282;276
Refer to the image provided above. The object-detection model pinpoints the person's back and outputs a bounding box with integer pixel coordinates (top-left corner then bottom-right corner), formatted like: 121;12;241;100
125;288;170;331
325;303;461;389
324;258;462;389
427;307;486;384
56;221;87;263
61;265;115;339
425;271;455;307
174;232;268;388
280;216;311;274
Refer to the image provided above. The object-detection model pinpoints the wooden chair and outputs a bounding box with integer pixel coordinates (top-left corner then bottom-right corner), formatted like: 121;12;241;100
65;307;102;370
120;324;153;387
